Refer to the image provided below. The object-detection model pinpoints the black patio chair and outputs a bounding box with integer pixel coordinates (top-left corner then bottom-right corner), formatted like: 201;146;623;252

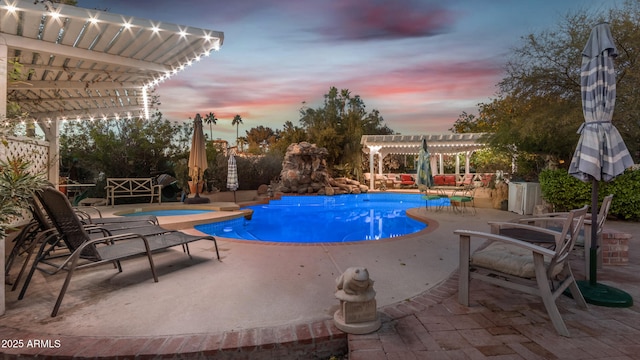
8;194;178;295
20;186;220;317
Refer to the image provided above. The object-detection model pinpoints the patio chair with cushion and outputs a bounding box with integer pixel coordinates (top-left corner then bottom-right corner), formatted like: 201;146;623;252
457;173;475;188
20;186;220;317
455;205;589;336
500;195;613;280
398;174;415;187
374;174;388;190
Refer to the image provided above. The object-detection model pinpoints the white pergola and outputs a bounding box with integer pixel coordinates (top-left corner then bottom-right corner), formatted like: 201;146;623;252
1;0;223;180
0;0;223;315
361;133;488;189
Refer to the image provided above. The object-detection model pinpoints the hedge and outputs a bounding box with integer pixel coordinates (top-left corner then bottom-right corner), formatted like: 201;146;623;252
538;168;640;221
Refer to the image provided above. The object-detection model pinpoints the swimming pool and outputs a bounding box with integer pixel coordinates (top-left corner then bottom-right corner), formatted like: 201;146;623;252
195;193;447;243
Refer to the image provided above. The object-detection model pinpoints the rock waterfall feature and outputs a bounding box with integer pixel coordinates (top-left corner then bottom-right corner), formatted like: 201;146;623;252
274;142;367;195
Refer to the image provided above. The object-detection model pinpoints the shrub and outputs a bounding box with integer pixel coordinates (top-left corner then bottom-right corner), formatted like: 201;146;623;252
539;168;640;220
601;169;640;220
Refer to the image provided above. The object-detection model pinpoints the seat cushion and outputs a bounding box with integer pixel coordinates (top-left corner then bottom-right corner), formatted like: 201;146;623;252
422;195;441;200
471;242;563;278
444;175;456;186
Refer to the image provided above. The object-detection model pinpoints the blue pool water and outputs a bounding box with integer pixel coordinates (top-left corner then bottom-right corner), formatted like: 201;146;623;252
195;193;447;243
123;209;214;217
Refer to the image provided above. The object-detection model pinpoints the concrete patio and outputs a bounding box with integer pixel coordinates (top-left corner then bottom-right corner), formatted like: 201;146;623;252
1;193;638;359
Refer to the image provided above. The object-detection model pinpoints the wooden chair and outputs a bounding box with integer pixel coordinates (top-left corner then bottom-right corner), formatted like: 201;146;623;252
456;205;589;336
502;195;613;280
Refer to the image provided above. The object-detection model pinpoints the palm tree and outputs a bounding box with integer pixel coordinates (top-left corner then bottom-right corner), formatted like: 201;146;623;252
203;112;217;140
237;136;247;153
232;114;243;146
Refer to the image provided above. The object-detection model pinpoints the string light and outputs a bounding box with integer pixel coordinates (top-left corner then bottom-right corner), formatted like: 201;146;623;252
3;0;224;124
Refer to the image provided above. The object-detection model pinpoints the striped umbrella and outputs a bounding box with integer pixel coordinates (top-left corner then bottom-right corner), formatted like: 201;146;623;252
569;23;633;183
568;23;633;291
227;152;239;202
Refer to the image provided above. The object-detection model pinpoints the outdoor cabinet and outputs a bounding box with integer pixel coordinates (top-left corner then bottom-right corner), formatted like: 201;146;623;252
508;182;542;215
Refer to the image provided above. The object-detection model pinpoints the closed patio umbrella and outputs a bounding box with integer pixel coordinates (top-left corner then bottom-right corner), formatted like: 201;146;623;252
416;138;433;189
186;114;210;204
227;152;238;202
417;138;443;210
568;22;633;306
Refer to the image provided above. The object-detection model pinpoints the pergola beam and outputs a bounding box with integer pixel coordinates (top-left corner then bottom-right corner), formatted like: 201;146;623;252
8;80;142;90
28;105;145;120
10;94;140;104
6;62;151;78
3;33;171;73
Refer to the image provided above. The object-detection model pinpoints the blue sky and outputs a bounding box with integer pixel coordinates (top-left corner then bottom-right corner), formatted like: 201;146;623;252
82;0;619;144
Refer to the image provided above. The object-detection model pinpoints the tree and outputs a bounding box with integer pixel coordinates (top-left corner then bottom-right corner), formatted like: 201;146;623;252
271;121;307;155
237;136;247;153
244;126;277;154
203;112;217;140
457;2;640;168
59;110;191;195
232;114;243;146
299;87;393;177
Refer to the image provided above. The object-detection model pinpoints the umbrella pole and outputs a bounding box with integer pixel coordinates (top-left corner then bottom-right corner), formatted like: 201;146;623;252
194;169;201;198
575;177;633;307
589;178;598;285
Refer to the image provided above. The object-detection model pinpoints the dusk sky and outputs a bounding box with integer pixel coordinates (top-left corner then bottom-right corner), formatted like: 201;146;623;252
83;0;618;144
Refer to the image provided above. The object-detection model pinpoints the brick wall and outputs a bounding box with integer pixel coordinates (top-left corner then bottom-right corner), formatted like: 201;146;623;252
601;230;631;265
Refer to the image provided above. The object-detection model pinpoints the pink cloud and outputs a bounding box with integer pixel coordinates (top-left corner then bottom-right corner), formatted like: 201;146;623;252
322;0;454;41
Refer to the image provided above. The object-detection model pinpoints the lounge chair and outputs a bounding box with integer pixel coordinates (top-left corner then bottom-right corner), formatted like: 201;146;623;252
8;194;177;294
5;215;53;287
456;205;589;336
20;186;220;317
